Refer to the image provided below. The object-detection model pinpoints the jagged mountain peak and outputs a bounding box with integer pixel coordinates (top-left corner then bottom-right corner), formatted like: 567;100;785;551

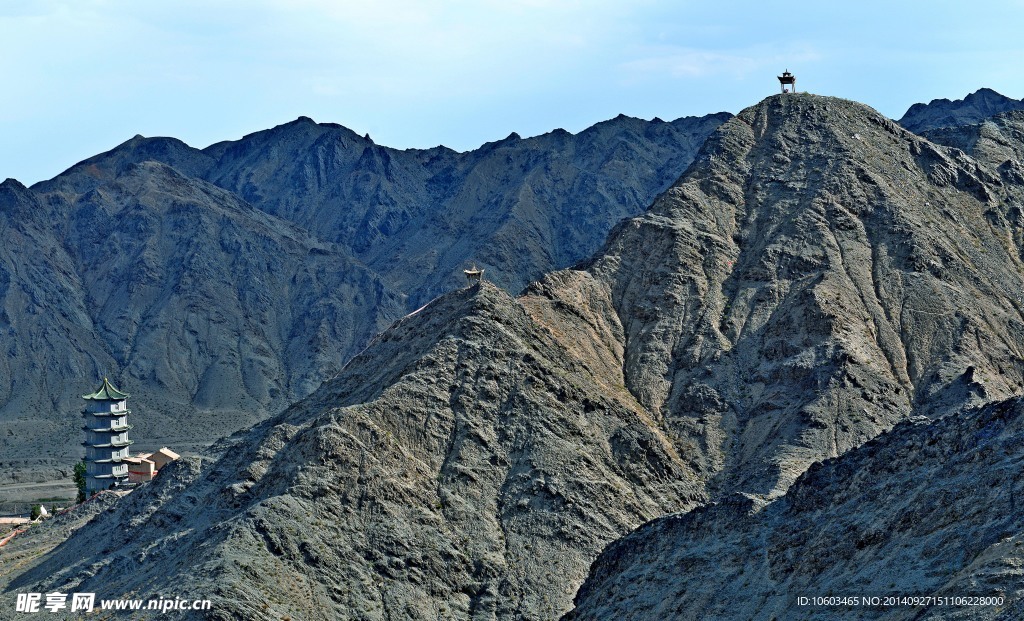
899;87;1024;134
0;176;42;220
920;108;1024;173
0;177;29;195
206;115;367;152
33;133;213;195
964;86;1012;104
586;92;1024;495
590;112;649;132
199;116;373;183
688;93;991;196
732;93;910;147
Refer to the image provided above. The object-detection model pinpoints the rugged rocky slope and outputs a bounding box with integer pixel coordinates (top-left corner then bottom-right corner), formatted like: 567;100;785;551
202;113;730;305
567;398;1024;621
586;93;1024;496
914;109;1024;269
0;163;405;478
921;110;1024;171
5;283;704;620
4;93;1024;620
0;111;728;486
898;88;1024;134
563;93;1024;618
37;112;730;304
0;179;115;476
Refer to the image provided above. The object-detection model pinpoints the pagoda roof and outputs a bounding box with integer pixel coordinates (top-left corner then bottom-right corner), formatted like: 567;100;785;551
82;378;129;401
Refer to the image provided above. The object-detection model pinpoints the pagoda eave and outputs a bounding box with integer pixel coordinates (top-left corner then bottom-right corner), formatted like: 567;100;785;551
82;425;133;433
82;410;131;417
86;440;134;449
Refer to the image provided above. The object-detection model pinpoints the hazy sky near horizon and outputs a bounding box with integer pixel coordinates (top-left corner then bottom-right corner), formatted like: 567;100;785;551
2;0;1023;185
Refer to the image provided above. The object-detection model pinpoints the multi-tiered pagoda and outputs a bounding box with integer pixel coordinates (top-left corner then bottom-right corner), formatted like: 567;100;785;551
82;378;133;495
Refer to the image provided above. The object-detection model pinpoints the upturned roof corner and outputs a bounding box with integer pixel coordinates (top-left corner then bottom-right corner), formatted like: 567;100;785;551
82;377;130;401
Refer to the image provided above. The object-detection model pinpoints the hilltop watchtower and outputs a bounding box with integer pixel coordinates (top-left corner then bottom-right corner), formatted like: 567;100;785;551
81;378;133;495
464;265;484;285
778;70;796;94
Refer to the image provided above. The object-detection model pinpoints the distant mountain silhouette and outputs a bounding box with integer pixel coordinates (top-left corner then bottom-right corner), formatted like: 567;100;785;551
898;87;1024;133
0;111;730;486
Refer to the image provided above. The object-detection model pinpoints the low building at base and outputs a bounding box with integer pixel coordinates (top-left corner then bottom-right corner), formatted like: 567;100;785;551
126;447;180;484
143;447;180;471
124;456;155;484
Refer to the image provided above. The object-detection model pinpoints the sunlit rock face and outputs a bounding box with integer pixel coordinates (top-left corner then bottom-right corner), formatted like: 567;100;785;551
0;111;729;486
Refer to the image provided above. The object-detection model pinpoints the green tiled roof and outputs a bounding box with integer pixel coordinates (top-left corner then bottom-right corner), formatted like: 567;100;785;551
82;378;130;401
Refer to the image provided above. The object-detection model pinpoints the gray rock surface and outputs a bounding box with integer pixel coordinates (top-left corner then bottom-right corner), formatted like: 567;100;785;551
4;283;705;620
586;93;1024;496
566;398;1024;621
201;114;733;307
3;93;1024;620
898;88;1024;134
38;112;731;306
0;112;729;486
563;93;1024;618
921;110;1024;171
1;165;405;483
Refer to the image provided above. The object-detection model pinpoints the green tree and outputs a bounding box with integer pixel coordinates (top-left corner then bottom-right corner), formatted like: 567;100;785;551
30;504;42;520
73;459;87;503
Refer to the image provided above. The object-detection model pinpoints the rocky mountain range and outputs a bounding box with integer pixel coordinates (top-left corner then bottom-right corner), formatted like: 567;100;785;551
567;397;1024;620
898;88;1024;134
921;110;1024;173
4;92;1024;620
0;111;729;487
4;87;1014;491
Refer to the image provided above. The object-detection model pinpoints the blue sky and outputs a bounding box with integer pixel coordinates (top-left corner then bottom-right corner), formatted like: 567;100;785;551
2;0;1023;185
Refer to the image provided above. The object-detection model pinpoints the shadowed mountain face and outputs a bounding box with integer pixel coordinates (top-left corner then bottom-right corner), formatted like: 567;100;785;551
5;94;1024;620
35;112;731;306
205;114;730;306
898;88;1024;134
0;111;729;484
567;398;1024;621
1;164;404;477
0;180;116;473
921;110;1024;171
